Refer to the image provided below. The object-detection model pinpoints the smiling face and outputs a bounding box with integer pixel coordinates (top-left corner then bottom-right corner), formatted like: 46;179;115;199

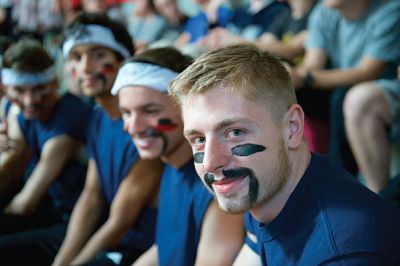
118;86;185;160
183;88;291;214
6;80;59;120
66;44;121;98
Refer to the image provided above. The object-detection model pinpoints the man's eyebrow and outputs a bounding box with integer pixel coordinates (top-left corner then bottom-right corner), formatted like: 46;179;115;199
184;118;253;136
214;118;253;132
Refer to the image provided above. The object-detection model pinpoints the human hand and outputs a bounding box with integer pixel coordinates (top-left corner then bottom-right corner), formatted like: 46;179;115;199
4;193;34;216
0;117;17;152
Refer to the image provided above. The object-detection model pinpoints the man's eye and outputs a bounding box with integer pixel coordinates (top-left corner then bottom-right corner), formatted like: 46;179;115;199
193;136;205;145
228;129;245;137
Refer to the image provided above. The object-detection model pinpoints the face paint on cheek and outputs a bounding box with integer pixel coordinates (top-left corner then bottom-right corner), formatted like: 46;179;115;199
231;143;266;157
193;152;204;163
204;173;215;191
71;67;78;80
154;118;178;132
101;63;116;75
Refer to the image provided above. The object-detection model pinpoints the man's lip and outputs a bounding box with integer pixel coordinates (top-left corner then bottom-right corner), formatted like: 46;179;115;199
134;137;157;148
212;175;248;194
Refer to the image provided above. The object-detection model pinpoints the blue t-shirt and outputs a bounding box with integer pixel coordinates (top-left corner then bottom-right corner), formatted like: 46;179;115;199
248;154;400;265
228;2;288;40
184;5;232;43
18;92;91;213
156;159;213;266
86;107;156;251
306;0;400;79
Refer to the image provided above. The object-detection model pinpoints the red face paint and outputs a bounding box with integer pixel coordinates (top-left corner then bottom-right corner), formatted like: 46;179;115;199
71;68;78;79
154;118;178;132
101;63;116;75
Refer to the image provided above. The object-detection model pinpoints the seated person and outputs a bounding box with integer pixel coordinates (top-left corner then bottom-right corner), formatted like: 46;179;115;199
0;13;163;266
175;0;232;57
0;39;91;234
169;43;400;265
344;64;400;193
112;47;245;265
151;0;189;48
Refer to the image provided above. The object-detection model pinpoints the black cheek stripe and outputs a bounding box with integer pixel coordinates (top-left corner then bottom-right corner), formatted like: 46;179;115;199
193;152;204;163
231;143;266;157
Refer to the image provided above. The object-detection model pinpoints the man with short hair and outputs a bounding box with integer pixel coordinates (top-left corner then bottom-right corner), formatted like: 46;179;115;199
0;38;90;233
169;44;400;265
112;47;245;266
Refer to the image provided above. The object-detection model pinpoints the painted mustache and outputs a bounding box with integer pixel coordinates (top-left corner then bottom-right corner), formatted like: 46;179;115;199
204;167;252;191
194;143;266;164
139;118;177;153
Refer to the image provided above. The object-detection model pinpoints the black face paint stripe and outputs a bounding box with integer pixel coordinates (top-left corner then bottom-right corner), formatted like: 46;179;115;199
204;173;215;191
231;144;266;157
193;152;204;163
222;168;252;179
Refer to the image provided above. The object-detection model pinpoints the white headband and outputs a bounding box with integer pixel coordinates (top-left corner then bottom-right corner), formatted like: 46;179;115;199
1;66;56;86
111;62;179;95
63;24;130;58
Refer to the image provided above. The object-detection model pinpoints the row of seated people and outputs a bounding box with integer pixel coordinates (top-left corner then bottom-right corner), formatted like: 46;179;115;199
0;0;399;265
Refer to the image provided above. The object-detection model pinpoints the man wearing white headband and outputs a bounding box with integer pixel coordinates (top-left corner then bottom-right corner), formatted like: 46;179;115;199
114;47;245;266
53;12;163;266
0;38;92;259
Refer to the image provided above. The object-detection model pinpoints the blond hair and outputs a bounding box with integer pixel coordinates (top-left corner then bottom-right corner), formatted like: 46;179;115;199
168;44;296;122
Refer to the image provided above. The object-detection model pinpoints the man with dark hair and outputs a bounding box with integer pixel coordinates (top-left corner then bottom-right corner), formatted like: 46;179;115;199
0;38;90;233
0;13;162;266
169;44;400;265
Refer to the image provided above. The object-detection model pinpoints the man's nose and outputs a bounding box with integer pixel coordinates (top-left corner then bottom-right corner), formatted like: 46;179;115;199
202;136;230;173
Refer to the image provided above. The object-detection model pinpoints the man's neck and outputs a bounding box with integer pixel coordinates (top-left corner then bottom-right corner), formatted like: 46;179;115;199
95;93;121;119
161;139;193;169
291;0;315;20
339;0;369;20
250;144;311;224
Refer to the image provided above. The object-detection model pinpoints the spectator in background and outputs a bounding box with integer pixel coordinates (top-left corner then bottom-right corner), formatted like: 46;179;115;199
126;0;168;53
175;0;232;57
150;0;188;48
53;12;163;266
223;0;289;43
0;0;14;38
344;64;400;193
0;39;90;234
287;0;400;175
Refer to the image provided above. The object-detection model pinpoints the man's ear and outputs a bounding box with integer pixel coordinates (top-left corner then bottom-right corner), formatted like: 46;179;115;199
283;103;304;149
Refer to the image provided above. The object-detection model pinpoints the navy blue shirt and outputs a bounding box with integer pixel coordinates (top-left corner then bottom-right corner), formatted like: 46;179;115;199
87;107;156;251
248;154;400;265
18;93;91;213
156;159;213;266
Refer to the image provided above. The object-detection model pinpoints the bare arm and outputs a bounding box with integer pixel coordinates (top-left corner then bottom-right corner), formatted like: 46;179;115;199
4;135;82;215
132;244;158;266
256;31;307;61
0;112;29;195
290;48;387;90
195;201;245;266
71;158;163;265
52;160;106;266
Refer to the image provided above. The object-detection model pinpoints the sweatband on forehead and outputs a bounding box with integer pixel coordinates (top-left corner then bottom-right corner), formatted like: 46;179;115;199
1;66;56;86
111;62;178;95
63;24;130;58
